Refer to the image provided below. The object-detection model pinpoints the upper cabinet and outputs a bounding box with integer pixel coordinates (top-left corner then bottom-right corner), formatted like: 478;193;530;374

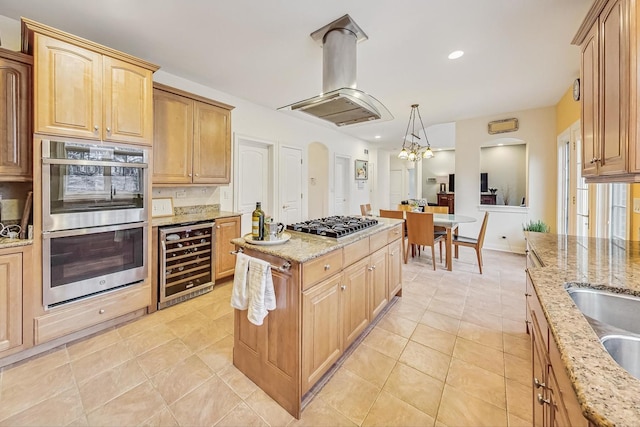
153;83;234;185
21;18;159;146
574;0;640;182
0;48;32;180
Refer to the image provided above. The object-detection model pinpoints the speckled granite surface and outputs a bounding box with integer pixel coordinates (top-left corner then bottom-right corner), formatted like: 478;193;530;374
231;218;403;263
525;232;640;427
152;208;240;227
0;237;33;249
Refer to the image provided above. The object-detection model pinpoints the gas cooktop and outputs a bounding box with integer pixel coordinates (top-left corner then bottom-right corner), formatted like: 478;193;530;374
287;216;379;238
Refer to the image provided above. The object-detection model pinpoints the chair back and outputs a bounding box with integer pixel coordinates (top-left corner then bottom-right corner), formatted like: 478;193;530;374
379;209;404;220
477;212;490;248
423;206;448;214
405;211;436;246
397;204;413;212
360;203;372;216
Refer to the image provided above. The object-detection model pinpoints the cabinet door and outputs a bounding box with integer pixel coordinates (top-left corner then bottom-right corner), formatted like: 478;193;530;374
34;34;102;139
103;56;153;145
599;0;628;175
388;239;402;300
531;312;548;427
342;257;370;348
0;55;31;178
369;247;388;319
301;274;342;393
0;253;22;352
581;20;599;177
215;216;241;280
152;89;194;184
192;101;231;184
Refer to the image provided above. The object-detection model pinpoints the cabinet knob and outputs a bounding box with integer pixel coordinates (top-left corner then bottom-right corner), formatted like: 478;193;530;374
195;174;199;177
525;293;532;297
99;309;105;314
188;174;192;177
340;285;346;290
216;225;220;229
537;393;550;406
534;377;546;389
94;125;99;132
106;127;111;133
324;264;331;271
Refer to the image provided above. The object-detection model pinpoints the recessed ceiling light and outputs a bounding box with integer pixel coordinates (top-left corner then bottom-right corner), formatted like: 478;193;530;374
374;135;381;139
448;50;464;60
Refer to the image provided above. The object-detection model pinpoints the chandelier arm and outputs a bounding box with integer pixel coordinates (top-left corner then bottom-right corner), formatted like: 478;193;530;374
415;106;431;148
401;107;414;150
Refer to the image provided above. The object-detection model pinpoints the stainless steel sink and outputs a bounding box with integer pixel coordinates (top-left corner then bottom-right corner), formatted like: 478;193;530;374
566;287;640;335
601;335;640;380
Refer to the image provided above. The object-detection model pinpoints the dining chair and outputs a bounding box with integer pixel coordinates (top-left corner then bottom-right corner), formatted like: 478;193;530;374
452;211;489;274
360;203;372;216
397;204;413;212
422;206;448;214
379;209;406;256
404;211;446;270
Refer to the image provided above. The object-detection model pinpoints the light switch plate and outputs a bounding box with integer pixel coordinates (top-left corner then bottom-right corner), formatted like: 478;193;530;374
634;198;640;214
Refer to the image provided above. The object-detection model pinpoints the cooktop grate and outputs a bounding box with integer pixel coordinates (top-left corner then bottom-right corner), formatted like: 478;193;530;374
287;216;379;238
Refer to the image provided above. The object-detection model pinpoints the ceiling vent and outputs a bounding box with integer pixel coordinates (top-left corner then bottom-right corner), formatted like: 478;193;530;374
280;15;392;127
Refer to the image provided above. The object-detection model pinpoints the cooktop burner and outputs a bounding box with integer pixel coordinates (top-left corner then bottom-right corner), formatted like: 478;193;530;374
287;216;379;238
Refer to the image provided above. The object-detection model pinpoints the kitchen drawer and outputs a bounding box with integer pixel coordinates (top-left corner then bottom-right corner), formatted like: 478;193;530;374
369;230;387;252
343;238;370;266
302;250;343;291
387;224;403;243
35;282;150;344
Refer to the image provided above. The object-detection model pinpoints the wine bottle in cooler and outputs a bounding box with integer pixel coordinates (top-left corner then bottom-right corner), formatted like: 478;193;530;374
252;202;265;240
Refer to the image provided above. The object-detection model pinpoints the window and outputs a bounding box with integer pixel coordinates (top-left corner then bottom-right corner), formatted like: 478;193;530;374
610;183;627;241
575;138;589;237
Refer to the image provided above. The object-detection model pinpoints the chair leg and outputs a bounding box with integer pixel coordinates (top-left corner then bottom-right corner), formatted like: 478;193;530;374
431;245;436;270
439;240;443;263
476;247;483;274
404;241;409;264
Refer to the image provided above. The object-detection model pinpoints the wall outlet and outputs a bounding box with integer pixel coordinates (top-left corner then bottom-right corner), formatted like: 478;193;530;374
175;190;187;199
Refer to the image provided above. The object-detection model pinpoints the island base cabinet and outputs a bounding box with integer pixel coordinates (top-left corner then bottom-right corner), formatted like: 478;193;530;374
233;250;301;417
388;238;402;299
0;253;23;353
342;258;370;348
369;247;388;319
301;274;343;394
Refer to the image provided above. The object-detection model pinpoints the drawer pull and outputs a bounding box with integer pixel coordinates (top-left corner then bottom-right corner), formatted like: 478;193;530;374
534;377;546;389
368;266;374;271
324;264;331;271
340;285;346;290
99;309;105;314
537;393;550;406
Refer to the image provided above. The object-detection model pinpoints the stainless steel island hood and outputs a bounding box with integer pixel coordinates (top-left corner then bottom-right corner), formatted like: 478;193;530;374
280;15;392;127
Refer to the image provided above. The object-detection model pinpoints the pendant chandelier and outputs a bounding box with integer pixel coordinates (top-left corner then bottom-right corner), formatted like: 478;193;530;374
397;104;434;161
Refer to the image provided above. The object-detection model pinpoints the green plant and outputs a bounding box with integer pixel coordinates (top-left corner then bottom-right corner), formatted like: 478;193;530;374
523;220;550;233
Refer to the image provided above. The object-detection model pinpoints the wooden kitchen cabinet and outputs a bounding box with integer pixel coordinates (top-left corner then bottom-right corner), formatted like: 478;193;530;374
0;252;23;354
527;273;588;427
0;48;32;180
342;257;370;348
22;19;158;145
437;192;454;213
387;238;402;300
215;216;241;280
369;247;388;320
574;0;640;181
153;83;234;185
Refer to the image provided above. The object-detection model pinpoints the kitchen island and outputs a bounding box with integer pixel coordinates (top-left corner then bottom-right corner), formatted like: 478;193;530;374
525;232;640;426
230;217;404;418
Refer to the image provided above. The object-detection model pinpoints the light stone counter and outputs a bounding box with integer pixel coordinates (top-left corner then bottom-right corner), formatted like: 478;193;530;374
152;210;240;227
0;237;33;249
525;232;640;427
230;217;403;264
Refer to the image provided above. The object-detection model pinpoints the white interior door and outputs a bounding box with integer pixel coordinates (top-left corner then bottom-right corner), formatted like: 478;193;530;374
334;155;350;215
235;137;273;235
390;169;402;207
279;145;302;224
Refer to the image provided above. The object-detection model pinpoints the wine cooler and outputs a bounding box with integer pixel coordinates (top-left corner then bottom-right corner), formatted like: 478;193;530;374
159;222;215;309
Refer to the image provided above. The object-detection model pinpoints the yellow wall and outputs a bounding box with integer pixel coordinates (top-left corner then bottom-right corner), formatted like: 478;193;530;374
556;85;581;133
631;184;640;241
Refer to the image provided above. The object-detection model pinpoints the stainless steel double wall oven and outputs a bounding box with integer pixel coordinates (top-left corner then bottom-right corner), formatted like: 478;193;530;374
41;139;149;307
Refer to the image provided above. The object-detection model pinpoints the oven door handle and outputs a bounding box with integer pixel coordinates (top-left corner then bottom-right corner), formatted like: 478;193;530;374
42;221;148;238
42;158;148;169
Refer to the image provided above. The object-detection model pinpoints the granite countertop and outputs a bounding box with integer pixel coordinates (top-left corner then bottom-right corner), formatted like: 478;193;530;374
152;210;240;227
525;232;640;426
231;217;403;264
0;237;33;249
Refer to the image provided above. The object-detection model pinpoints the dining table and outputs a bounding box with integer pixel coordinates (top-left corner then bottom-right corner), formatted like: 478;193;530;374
433;213;477;271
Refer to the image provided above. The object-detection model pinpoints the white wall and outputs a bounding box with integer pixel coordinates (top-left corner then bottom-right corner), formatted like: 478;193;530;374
456;106;556;253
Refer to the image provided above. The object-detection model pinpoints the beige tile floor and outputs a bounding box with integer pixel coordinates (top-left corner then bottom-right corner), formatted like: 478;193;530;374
0;248;531;426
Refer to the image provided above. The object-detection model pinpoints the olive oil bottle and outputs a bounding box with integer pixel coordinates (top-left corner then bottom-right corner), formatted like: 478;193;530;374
251;202;265;240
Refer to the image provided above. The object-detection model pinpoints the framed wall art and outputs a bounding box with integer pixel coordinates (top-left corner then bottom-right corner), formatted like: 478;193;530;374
355;159;368;180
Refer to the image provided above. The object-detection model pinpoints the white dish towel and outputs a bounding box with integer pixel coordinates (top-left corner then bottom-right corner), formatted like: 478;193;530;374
230;253;276;326
230;252;251;310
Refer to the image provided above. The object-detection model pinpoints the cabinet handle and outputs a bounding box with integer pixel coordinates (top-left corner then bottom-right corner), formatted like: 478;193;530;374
195;174;199;177
99;309;105;314
525;293;531;297
188;174;192;177
106;127;111;133
537;393;550;406
368;266;374;271
324;264;331;271
340;285;346;290
534;377;546;389
94;125;99;132
216;225;220;229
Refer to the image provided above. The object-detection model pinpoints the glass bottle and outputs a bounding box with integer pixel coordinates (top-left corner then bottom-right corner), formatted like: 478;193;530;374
252;202;265;240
